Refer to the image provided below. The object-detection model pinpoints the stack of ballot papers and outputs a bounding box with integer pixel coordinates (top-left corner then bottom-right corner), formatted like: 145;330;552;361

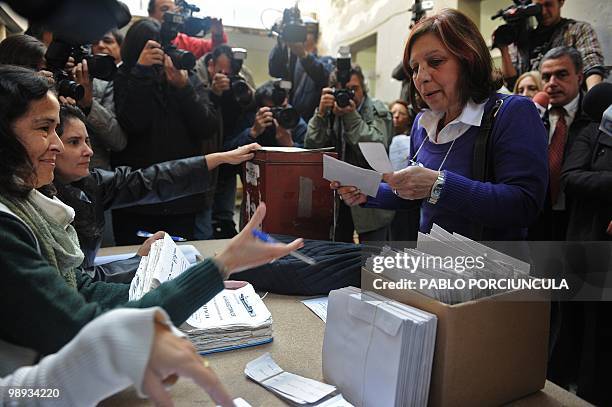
364;224;531;304
245;353;350;406
129;234;273;353
182;284;273;353
323;287;437;407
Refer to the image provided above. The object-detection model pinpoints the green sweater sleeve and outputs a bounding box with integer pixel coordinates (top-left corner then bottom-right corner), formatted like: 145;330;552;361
0;214;224;356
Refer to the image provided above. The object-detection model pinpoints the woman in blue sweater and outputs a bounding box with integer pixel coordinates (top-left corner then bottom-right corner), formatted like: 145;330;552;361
335;9;548;241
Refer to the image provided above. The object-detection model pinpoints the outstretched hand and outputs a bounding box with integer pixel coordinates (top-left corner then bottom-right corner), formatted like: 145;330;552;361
213;203;304;275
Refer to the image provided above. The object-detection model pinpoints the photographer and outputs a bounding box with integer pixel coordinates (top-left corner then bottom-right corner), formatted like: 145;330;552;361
148;0;227;59
305;64;394;242
232;80;307;149
269;10;333;121
112;18;219;245
493;0;605;90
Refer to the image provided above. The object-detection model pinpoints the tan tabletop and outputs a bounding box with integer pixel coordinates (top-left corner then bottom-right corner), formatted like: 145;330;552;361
98;241;591;407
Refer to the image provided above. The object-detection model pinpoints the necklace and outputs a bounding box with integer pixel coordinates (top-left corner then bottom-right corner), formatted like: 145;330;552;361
410;135;457;171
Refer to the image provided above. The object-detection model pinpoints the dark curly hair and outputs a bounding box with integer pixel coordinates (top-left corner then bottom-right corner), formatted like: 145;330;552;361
0;65;54;198
0;34;46;70
403;9;503;110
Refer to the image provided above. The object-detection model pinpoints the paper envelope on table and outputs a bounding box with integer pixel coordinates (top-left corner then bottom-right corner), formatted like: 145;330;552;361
323;287;437;407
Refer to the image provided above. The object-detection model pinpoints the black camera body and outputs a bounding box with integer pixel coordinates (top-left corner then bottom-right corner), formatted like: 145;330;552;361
332;46;354;108
268;79;299;129
491;0;542;48
160;12;197;70
271;6;307;43
332;88;355;108
45;38;117;100
228;75;252;105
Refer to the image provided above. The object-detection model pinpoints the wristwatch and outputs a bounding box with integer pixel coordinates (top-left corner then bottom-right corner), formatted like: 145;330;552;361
428;171;446;205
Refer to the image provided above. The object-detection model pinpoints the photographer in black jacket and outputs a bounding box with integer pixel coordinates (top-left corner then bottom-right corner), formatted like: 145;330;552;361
112;18;219;244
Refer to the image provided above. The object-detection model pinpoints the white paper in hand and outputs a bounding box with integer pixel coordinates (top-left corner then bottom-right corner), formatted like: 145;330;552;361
358;142;394;173
322;154;381;197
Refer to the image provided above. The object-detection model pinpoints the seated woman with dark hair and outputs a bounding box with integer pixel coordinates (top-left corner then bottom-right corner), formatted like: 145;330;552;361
334;9;549;241
0;65;302;369
53;104;260;281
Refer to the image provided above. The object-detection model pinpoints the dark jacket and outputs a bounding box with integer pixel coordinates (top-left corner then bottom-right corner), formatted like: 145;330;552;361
562;126;612;241
54;157;211;269
269;43;334;121
529;93;594;240
112;64;218;215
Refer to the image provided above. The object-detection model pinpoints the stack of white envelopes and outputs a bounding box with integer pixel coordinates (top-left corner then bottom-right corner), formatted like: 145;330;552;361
323;287;437;407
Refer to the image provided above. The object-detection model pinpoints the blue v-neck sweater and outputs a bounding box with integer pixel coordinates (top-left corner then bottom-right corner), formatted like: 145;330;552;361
366;95;549;240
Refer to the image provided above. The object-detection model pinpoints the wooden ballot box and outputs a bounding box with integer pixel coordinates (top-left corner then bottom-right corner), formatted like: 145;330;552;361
242;148;337;240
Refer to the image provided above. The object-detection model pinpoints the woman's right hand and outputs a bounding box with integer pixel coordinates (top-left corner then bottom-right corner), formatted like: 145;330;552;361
221;143;261;165
213;203;304;276
330;181;367;206
138;40;164;66
142;311;234;407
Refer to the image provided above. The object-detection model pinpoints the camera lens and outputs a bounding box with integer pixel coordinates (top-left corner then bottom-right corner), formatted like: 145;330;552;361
57;79;85;101
334;89;353;108
274;107;300;129
165;47;196;70
230;77;252;105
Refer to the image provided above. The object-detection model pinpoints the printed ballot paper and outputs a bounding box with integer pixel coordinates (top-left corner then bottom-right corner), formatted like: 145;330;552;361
323;287;437;407
322;142;398;197
322;154;381;197
130;234;273;353
245;353;340;405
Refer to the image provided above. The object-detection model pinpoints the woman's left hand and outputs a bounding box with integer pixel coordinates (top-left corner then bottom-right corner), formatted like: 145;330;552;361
384;166;439;200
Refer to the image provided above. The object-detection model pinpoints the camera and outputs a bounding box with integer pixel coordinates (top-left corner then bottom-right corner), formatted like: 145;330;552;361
269;80;299;129
332;46;354;108
271;6;307;43
45;38;118;100
225;48;253;105
160;0;214;70
491;0;542;48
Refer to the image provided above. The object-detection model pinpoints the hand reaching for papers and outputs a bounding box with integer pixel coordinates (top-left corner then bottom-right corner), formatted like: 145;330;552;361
213;203;304;276
143;311;234;407
330;181;367;206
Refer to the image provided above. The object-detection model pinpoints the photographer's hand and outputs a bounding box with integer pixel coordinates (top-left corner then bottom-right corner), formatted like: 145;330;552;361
274;121;294;147
318;88;335;118
37;70;55;86
164;55;189;89
211;73;230;96
250;107;274;138
333;99;356;117
138;40;164;66
74;59;93;110
288;42;307;58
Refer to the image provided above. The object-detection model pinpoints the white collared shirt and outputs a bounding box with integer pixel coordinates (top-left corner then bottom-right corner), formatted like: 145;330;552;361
547;94;579;144
418;99;488;144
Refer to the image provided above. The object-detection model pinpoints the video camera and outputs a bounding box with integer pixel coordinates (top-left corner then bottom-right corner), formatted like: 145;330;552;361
268;80;300;129
271;5;307;43
332;46;354;108
160;0;214;70
45;38;118;100
491;0;542;49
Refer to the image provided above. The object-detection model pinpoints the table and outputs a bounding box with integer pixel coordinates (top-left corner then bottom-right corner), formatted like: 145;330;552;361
99;241;592;407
